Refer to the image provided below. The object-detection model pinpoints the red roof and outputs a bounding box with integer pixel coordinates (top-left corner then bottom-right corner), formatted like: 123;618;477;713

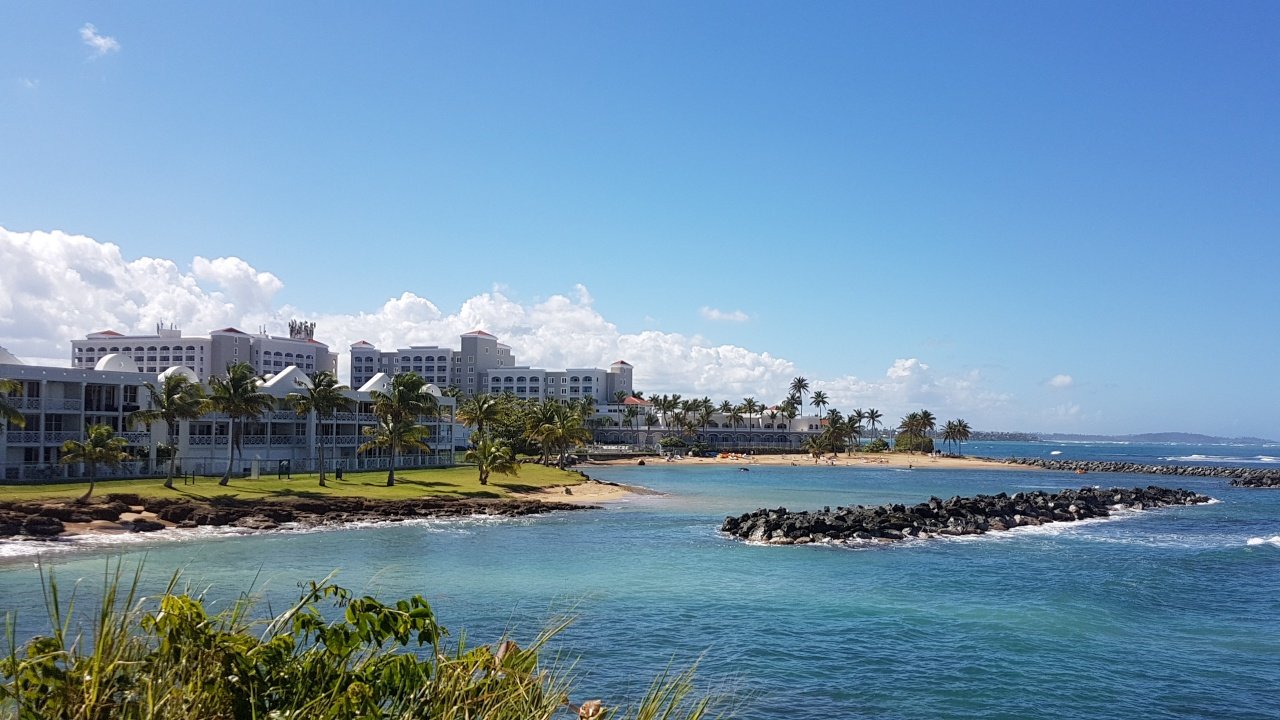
623;396;651;406
90;330;123;337
212;327;247;335
611;360;632;366
463;329;495;338
350;340;373;347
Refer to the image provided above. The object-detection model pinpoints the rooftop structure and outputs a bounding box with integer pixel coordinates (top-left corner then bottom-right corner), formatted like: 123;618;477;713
72;322;338;381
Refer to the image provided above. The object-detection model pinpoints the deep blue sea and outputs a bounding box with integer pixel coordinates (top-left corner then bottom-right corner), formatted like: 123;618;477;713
3;441;1279;719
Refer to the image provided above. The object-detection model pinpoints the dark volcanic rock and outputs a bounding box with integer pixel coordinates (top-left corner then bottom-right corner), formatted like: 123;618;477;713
22;515;66;537
721;486;1212;545
1;494;594;537
1000;457;1280;488
127;519;167;533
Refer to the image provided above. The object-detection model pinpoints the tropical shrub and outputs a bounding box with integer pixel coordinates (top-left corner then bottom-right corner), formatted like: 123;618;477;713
862;438;889;453
1;565;715;720
893;434;934;453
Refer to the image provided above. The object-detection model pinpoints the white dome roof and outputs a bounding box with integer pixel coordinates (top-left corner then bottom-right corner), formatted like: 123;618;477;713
424;383;442;397
158;365;199;383
94;354;139;373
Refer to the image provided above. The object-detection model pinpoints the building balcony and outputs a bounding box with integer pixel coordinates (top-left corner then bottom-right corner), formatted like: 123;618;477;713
189;436;229;446
5;430;42;444
44;399;83;411
43;431;82;443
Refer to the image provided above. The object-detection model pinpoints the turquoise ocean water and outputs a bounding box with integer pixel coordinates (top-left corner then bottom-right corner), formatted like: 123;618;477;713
2;441;1279;719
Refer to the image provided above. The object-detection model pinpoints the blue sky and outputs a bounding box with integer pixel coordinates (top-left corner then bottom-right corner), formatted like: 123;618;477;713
2;2;1278;438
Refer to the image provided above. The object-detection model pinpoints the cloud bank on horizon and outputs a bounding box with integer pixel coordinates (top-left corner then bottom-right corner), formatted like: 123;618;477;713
0;226;1015;424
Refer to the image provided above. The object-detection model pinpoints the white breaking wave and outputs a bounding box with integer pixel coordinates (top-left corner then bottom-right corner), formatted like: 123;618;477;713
1162;454;1280;464
1049;450;1063;456
1245;536;1280;547
0;514;534;561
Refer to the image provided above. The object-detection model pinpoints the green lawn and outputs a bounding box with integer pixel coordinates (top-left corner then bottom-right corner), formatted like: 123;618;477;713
0;465;584;503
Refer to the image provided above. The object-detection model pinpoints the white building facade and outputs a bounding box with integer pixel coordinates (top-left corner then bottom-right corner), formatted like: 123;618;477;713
350;332;632;406
1;357;456;483
72;321;338;381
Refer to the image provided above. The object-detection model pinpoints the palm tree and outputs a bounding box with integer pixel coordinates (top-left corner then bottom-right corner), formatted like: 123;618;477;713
131;373;206;489
524;399;562;465
287;371;354;488
60;424;132;503
810;390;829;421
1;378;27;429
864;408;883;439
953;418;972;455
464;435;519;485
612;391;628;406
368;373;440;486
789;377;809;421
457;393;502;437
538;405;593;468
741;397;760;447
622;405;639;429
358;415;432;486
918;409;937;438
846;413;865;451
205;362;274;486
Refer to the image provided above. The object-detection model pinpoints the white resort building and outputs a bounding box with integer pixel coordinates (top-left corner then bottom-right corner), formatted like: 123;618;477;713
72;321;338;381
1;353;454;483
350;331;634;405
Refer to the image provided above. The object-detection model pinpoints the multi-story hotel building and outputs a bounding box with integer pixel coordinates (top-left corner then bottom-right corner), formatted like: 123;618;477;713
1;354;454;482
72;320;338;381
350;331;633;405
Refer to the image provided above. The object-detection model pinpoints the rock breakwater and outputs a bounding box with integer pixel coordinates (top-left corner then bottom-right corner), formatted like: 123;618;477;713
1001;457;1280;487
720;486;1211;545
0;494;593;540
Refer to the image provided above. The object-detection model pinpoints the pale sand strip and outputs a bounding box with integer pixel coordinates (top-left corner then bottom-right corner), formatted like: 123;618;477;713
513;478;659;504
586;452;1022;471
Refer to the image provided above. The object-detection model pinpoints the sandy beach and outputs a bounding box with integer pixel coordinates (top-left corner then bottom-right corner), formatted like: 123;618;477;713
586;452;1020;471
514;478;658;504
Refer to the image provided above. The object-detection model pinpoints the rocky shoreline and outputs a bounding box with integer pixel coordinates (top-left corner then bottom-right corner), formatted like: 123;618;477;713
999;457;1280;487
0;494;595;540
720;486;1212;545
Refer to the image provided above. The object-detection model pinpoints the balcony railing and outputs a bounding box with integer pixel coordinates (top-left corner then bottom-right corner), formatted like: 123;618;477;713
5;430;41;443
270;435;307;446
189;436;230;446
43;431;81;443
44;399;82;411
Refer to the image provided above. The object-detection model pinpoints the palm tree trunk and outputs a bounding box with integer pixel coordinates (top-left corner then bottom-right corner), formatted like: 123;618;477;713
317;419;327;488
219;418;234;485
164;424;177;490
77;465;96;504
387;444;396;486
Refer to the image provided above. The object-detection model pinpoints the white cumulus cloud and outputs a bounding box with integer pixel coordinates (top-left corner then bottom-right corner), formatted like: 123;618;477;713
80;23;120;56
1048;374;1074;389
0;225;1012;425
699;306;750;323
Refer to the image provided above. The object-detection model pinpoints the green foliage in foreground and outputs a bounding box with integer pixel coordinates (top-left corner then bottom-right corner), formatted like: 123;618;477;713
2;564;715;720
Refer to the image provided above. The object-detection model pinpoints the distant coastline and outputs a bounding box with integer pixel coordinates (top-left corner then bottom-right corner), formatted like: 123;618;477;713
1038;432;1276;445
